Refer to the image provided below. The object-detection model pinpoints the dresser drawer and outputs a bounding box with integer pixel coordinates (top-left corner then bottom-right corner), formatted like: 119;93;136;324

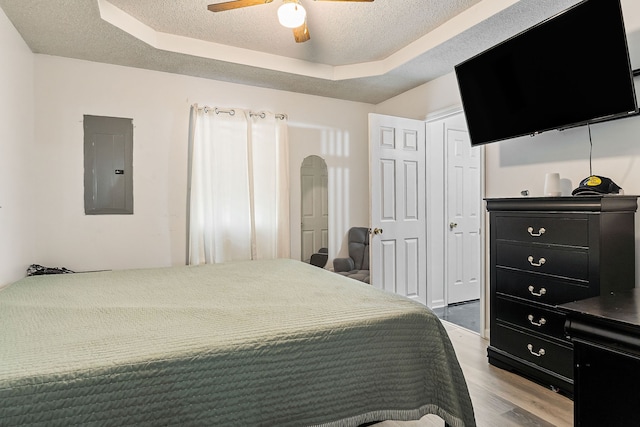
495;268;592;305
495;297;567;341
494;215;588;247
496;241;588;280
491;324;573;379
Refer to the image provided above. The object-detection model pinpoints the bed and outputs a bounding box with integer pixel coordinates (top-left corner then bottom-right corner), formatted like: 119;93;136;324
0;258;475;426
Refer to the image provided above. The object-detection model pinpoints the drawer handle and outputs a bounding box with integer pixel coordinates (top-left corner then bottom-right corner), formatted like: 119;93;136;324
527;226;546;237
528;285;547;297
527;256;546;267
527;344;546;357
527;314;547;327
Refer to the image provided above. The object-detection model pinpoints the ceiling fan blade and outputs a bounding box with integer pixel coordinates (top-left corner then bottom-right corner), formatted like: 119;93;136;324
293;21;310;43
312;0;374;2
208;0;273;13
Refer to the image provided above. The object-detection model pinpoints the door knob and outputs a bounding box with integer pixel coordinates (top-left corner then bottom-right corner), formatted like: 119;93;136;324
372;228;384;235
449;222;458;229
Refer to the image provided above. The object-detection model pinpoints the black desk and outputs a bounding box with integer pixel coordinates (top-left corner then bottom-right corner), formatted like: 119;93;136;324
561;289;640;427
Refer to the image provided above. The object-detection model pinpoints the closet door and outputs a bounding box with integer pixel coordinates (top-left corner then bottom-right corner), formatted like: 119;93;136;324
444;118;481;304
369;113;426;305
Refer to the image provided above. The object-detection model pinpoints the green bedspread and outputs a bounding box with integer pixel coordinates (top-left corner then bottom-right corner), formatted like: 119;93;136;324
0;259;475;426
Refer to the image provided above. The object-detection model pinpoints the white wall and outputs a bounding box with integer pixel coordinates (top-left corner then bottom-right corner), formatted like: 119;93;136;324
0;8;36;286
32;55;373;273
375;73;462;120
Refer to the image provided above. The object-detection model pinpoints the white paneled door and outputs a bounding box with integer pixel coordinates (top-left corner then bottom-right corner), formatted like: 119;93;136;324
446;121;481;304
369;114;426;305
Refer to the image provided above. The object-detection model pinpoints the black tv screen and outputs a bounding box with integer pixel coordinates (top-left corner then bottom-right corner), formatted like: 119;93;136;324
455;0;638;146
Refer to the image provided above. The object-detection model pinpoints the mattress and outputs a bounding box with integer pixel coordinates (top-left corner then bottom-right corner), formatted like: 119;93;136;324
0;258;475;426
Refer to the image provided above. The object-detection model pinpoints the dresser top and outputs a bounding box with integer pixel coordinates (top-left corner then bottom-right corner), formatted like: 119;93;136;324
561;288;640;330
485;195;638;212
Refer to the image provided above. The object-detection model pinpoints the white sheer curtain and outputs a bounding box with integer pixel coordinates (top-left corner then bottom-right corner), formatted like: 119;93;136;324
187;106;290;265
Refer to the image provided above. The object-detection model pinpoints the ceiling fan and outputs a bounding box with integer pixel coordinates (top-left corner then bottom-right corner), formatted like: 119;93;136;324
208;0;374;43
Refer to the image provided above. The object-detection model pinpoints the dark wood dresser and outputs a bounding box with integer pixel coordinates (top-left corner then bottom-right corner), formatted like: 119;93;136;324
561;289;640;426
486;196;637;395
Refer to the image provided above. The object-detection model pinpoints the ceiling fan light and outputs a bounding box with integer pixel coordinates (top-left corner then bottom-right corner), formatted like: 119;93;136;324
277;2;306;29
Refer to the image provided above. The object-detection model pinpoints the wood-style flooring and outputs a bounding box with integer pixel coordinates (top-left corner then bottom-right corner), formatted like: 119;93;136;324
377;321;573;427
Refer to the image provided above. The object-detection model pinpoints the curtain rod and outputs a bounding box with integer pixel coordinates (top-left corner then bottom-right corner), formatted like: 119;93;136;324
199;106;287;120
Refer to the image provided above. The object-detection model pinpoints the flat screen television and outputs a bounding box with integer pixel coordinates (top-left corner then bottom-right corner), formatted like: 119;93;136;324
455;0;638;146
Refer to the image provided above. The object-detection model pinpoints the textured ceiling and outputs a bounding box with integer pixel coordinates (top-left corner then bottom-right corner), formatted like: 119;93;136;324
107;0;482;66
0;0;580;104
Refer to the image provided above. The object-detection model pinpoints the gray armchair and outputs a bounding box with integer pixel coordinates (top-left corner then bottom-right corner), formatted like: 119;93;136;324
333;227;370;284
